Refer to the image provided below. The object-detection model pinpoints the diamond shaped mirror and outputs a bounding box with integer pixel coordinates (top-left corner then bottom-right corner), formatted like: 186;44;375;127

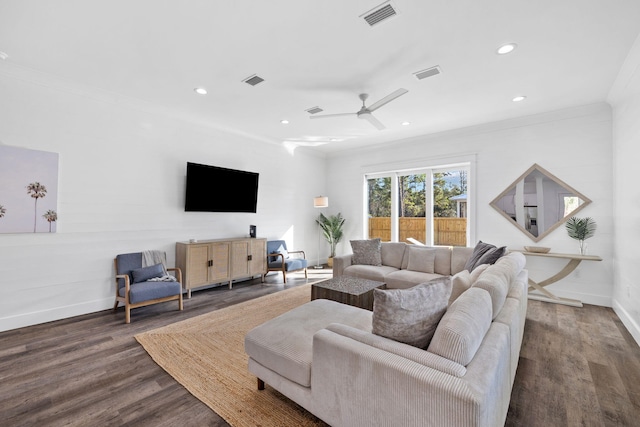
489;164;591;242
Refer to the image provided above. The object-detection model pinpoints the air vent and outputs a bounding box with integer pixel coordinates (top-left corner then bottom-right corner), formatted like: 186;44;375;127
305;106;324;115
360;1;398;27
242;74;265;86
413;66;442;80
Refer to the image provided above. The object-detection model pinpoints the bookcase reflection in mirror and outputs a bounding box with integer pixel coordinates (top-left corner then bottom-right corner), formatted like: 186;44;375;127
490;164;591;242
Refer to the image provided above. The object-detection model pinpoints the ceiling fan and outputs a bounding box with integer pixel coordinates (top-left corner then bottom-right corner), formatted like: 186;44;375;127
310;88;408;130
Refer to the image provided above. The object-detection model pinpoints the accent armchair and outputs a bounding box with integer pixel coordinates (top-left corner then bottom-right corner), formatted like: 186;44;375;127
264;240;308;283
113;251;183;323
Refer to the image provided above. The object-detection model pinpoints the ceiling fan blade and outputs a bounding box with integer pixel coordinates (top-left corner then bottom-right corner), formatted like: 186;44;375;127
360;112;386;130
367;88;408;112
310;112;356;119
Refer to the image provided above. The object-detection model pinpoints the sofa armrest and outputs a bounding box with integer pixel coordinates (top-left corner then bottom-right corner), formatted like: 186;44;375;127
311;323;511;427
332;254;352;277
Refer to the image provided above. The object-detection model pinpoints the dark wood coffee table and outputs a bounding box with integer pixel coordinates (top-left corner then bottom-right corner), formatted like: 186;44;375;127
311;276;386;311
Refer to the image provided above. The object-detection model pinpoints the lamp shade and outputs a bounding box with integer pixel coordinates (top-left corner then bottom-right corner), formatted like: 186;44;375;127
313;196;329;208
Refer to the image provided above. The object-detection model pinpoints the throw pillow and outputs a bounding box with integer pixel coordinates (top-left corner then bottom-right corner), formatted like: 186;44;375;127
448;263;490;305
472;246;506;270
463;241;495;272
350;238;382;266
428;287;493;366
372;277;451;349
132;263;164;283
406;246;436;274
449;270;471;305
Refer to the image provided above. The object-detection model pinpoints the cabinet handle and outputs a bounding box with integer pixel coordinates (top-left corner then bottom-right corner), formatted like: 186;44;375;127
208;260;213;267
248;255;252;261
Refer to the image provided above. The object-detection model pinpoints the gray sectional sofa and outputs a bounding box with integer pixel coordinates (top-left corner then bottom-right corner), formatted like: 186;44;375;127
333;241;474;289
245;251;528;427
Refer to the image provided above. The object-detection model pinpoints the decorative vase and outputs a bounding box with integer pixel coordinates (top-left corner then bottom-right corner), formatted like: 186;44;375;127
579;240;587;255
327;257;333;268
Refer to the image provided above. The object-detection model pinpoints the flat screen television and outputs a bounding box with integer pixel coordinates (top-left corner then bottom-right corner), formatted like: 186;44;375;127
185;162;259;213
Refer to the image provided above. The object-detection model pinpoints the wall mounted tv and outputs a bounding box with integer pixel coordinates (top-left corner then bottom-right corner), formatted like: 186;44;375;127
185;162;259;213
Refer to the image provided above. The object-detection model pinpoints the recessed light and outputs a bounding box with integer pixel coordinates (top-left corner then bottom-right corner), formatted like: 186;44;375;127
497;43;517;55
194;87;207;95
330;138;340;142
0;51;8;60
402;121;411;126
280;119;290;124
512;95;526;102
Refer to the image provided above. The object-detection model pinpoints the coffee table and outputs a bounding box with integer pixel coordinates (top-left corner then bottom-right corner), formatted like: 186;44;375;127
311;276;386;311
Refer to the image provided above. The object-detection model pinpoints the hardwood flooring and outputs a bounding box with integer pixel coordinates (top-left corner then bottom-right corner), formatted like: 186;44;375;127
1;268;639;426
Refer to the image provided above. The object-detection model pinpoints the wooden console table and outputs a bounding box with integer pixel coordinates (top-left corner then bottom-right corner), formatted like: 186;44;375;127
516;250;602;307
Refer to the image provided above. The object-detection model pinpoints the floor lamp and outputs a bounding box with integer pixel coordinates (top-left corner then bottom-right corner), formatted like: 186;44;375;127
313;196;329;269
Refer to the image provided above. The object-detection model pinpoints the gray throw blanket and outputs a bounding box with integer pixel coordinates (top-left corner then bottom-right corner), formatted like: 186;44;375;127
142;250;177;281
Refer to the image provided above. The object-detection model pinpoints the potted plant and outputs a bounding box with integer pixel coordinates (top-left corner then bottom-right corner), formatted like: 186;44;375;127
316;212;345;267
565;216;596;255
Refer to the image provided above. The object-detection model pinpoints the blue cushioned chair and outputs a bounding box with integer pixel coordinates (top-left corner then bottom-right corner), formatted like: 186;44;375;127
265;240;308;283
113;252;183;323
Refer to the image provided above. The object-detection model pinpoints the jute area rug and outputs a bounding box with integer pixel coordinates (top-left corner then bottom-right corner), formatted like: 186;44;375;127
135;284;327;427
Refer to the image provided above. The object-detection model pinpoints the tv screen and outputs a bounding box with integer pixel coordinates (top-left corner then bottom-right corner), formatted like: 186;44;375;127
185;162;259;213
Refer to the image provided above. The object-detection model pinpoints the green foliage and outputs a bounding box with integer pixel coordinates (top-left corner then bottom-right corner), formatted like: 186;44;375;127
316;212;345;258
565;217;597;241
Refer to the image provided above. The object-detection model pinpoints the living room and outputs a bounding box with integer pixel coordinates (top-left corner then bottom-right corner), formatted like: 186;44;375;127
0;1;639;424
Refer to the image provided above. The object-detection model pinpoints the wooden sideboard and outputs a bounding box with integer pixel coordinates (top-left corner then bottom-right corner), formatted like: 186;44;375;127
176;237;266;297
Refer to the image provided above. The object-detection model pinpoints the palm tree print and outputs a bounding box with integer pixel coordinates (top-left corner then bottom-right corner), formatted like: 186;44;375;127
43;210;57;232
0;204;6;219
26;182;47;232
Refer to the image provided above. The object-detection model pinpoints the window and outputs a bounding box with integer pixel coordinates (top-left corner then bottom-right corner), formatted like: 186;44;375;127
366;164;470;246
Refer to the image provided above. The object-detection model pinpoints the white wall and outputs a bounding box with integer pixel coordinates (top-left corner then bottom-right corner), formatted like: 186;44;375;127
0;65;326;332
327;103;614;307
608;33;640;344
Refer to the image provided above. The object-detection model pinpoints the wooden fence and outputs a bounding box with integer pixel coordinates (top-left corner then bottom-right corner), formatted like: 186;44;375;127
368;217;467;246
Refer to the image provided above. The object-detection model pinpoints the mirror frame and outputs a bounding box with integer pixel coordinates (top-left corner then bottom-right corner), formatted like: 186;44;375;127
489;163;592;242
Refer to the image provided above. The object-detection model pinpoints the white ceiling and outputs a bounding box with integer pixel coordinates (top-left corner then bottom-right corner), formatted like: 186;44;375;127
1;0;640;154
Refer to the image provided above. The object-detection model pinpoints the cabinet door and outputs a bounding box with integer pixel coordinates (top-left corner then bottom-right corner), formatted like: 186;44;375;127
186;244;210;288
209;242;230;282
249;239;266;276
230;240;250;278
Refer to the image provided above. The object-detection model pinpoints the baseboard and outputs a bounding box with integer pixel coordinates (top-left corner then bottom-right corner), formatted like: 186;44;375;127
0;298;113;333
540;289;612;307
612;299;640;347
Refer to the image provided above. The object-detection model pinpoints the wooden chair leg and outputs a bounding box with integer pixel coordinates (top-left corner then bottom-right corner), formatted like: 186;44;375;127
257;378;265;390
178;294;183;311
304;267;308;279
113;300;119;312
282;269;287;283
125;306;131;324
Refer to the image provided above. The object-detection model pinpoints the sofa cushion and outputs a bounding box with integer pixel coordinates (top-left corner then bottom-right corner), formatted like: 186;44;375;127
464;241;496;271
428;287;493;366
406;246;436;273
472;256;516;319
433;246;453;275
372;278;451;348
384;269;444;289
244;299;372;388
350;238;382;266
380;242;407;269
131;263;164;283
448;263;489;305
119;279;181;304
451;247;474;275
343;264;398;282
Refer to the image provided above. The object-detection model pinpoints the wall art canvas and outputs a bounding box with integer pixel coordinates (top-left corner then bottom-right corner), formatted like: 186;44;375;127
0;146;59;233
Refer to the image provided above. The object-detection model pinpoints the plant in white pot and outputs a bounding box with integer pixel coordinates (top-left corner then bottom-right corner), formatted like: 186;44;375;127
565;216;596;255
316;212;345;267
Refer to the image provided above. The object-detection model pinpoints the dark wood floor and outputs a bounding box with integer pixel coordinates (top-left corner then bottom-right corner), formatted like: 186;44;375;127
1;268;639;427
